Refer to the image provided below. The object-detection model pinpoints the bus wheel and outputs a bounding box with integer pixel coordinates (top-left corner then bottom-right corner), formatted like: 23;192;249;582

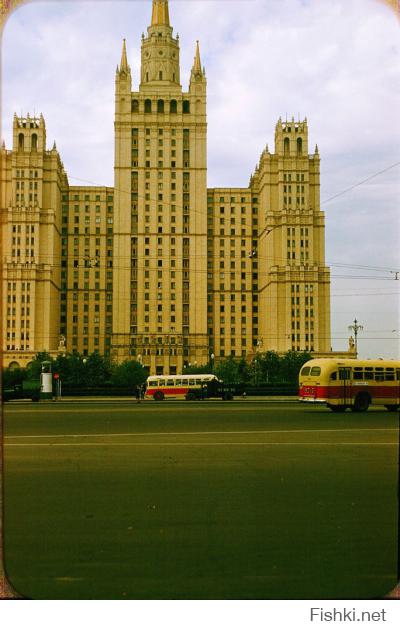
351;393;370;412
329;405;346;413
153;391;164;401
385;405;399;412
185;392;196;401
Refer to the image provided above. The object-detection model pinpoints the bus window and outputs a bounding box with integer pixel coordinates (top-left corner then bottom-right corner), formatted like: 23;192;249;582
189;379;195;386
385;369;395;381
338;368;350;380
375;372;385;382
167;379;174;386
364;369;373;380
301;366;311;376
175;379;182;386
159;379;165;386
353;369;363;380
310;366;321;376
330;372;337;381
397;369;400;380
195;379;202;385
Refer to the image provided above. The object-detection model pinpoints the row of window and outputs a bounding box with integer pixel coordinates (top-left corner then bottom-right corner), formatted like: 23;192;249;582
15;194;38;203
15;170;39;178
283;196;306;206
134;99;191;114
63;194;113;202
284;185;305;193
284;174;305;182
17;134;38;151
209;196;257;204
283;137;304;155
6;321;30;330
15;181;38;190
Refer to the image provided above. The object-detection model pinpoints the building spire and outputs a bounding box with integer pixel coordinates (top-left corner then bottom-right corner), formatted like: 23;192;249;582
120;38;128;71
151;0;170;26
193;40;202;75
190;40;204;83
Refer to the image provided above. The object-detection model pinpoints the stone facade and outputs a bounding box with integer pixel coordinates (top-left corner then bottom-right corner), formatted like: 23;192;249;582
1;1;331;373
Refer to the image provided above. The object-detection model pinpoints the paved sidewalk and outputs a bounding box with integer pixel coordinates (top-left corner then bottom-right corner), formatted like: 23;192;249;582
47;395;300;403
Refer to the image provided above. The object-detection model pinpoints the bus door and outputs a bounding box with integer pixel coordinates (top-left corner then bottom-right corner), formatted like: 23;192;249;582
338;367;351;406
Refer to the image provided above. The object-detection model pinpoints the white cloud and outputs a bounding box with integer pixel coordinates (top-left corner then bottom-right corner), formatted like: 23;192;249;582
2;0;399;357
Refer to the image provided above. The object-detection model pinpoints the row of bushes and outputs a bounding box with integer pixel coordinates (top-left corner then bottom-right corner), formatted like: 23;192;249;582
3;350;311;391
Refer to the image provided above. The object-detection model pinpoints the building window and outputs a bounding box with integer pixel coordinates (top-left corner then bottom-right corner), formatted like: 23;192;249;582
284;137;290;155
144;99;152;113
297;137;303;156
157;99;164;113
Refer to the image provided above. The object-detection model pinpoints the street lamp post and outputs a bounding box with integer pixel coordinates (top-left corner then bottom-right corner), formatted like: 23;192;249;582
348;318;364;356
210;352;215;371
254;338;263;385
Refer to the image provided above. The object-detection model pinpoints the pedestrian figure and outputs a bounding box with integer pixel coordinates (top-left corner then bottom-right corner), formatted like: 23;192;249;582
242;391;247;399
135;386;141;403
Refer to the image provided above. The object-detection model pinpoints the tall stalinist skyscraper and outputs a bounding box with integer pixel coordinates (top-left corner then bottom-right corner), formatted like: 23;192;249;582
112;1;208;369
1;0;331;373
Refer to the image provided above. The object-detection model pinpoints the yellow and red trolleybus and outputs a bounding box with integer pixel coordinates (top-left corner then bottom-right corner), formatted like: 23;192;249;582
145;374;224;401
299;358;400;412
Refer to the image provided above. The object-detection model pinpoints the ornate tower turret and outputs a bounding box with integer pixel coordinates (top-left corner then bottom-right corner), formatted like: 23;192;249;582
115;38;132;116
190;40;206;85
140;0;180;88
13;112;46;153
274;117;309;157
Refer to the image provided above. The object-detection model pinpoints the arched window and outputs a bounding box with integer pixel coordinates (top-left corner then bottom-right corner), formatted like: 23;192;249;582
144;99;152;113
8;361;20;370
297;137;303;156
159;71;163;81
170;99;177;114
157;99;164;113
18;133;24;151
31;134;38;151
183;100;190;114
131;99;139;113
284;137;290;155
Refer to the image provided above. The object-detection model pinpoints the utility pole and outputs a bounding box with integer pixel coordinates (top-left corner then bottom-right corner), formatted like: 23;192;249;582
348;318;363;356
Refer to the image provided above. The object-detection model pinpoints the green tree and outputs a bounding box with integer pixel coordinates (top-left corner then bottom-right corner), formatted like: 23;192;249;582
215;358;242;384
280;350;312;384
83;351;113;386
26;352;53;379
182;364;211;375
237;357;251;384
2;367;27;388
110;360;147;389
52;351;113;387
53;352;86;386
258;351;281;384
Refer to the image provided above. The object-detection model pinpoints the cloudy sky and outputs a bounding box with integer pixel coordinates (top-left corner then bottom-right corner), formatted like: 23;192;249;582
2;0;399;359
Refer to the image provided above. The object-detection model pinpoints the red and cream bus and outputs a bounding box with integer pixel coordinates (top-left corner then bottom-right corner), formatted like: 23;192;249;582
145;374;224;401
299;358;400;412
